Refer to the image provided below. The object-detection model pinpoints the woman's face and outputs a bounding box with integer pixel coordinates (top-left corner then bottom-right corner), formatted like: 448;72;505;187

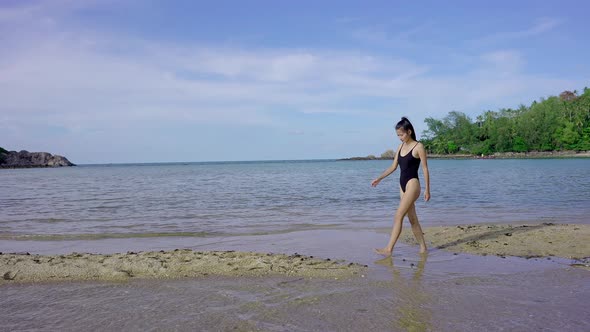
396;128;412;143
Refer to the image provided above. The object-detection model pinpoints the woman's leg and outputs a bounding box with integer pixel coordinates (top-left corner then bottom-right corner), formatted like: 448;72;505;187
375;179;421;256
407;203;427;253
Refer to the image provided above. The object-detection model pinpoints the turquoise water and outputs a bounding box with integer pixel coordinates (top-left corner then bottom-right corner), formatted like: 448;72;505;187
1;159;589;240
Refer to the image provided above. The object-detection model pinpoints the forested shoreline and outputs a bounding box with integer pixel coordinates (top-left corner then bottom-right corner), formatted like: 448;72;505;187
421;88;590;155
343;88;590;160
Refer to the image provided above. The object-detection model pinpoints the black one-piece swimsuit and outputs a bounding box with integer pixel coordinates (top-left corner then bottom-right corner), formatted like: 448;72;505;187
398;143;420;193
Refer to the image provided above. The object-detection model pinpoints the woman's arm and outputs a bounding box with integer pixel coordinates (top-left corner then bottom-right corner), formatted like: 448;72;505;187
416;143;430;201
371;144;402;187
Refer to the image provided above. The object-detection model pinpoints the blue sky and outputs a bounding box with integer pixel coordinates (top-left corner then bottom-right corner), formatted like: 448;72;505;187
1;0;588;163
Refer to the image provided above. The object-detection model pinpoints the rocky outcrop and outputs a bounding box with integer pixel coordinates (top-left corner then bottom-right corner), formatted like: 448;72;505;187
0;150;75;168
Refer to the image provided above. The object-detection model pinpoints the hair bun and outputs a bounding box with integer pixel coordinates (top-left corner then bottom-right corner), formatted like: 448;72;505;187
395;117;417;140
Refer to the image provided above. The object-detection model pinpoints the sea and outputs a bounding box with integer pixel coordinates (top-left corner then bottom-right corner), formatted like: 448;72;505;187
1;158;589;241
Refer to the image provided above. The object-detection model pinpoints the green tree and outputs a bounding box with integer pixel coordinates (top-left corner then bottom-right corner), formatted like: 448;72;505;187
423;112;477;153
578;127;590;150
518;97;561;151
512;136;528;152
445;111;476;151
446;141;459;153
555;121;579;149
421;87;590;154
423;117;450;154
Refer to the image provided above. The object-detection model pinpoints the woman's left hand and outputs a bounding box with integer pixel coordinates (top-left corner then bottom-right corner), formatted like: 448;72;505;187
424;191;430;202
371;178;382;187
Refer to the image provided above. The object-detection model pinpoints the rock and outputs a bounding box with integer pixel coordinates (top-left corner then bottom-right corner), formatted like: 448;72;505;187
3;271;17;280
0;150;75;168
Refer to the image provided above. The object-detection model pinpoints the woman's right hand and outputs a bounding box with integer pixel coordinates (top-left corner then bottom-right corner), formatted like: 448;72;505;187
371;178;381;187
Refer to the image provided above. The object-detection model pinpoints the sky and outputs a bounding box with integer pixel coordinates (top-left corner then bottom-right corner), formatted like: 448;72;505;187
1;0;589;164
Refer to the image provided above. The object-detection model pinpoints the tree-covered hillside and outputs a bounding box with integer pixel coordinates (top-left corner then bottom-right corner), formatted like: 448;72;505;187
422;88;590;155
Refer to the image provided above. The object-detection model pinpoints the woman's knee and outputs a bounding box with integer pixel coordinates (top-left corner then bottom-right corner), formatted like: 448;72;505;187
407;202;418;225
394;210;406;221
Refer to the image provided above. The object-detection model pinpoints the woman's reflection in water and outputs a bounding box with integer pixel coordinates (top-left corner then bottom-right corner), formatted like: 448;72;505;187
376;254;432;332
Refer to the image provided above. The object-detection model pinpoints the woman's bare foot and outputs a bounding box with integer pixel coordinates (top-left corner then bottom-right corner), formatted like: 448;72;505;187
374;248;392;257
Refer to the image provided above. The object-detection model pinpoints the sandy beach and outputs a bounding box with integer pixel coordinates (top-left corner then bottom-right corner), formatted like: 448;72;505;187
1;227;589;331
0;249;366;284
3;223;589;284
400;223;590;262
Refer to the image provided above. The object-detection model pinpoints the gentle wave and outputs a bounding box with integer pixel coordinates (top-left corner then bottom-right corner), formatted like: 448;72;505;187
0;232;213;241
0;223;347;241
1;159;589;240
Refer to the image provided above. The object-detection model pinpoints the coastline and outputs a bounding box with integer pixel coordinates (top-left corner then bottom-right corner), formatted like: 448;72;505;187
0;164;77;169
2;222;589;284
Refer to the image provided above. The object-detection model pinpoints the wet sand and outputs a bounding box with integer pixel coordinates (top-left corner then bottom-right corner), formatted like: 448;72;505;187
2;249;588;332
400;223;590;262
0;249;366;283
1;228;589;331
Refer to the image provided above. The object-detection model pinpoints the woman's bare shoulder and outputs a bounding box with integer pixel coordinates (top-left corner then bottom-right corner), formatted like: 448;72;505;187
415;142;428;154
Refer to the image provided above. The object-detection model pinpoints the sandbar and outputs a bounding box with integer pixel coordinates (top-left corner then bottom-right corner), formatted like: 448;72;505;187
400;223;589;261
0;249;366;283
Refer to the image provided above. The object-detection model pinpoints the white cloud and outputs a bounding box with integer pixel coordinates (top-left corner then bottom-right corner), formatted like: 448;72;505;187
0;29;576;136
0;18;435;132
0;2;582;162
523;17;562;36
471;17;563;46
351;22;434;47
480;50;525;74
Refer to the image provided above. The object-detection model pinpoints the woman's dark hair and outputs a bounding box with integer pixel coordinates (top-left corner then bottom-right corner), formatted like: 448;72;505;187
395;117;417;141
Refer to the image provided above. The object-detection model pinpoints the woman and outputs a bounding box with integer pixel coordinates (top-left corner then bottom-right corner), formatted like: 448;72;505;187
371;117;430;256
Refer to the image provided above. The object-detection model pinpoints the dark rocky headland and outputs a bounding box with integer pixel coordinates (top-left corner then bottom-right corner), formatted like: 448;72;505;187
0;148;75;169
